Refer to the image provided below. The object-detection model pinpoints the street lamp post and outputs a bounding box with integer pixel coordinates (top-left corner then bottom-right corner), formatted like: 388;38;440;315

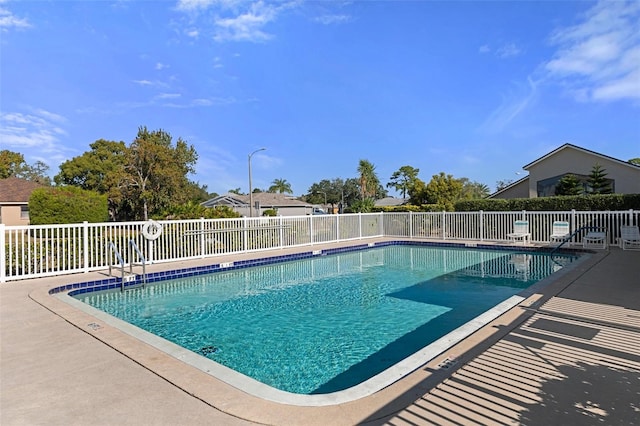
248;148;266;217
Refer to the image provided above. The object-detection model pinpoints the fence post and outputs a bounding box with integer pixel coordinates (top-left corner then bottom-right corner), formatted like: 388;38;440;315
359;213;362;239
336;215;341;242
279;216;284;248
309;215;314;245
83;221;89;273
409;211;413;238
379;212;384;236
199;217;205;258
479;210;484;242
442;211;446;240
243;216;249;252
0;224;5;283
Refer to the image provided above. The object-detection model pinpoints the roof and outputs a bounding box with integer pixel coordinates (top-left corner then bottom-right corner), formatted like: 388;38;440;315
202;192;312;208
0;177;45;203
487;175;529;198
375;197;408;207
523;143;640;171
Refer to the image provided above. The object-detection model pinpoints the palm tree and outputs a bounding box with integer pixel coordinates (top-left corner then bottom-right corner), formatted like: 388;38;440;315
357;159;379;200
268;178;293;194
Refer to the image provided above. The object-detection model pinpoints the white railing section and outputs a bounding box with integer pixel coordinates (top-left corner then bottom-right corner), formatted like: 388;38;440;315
1;210;638;282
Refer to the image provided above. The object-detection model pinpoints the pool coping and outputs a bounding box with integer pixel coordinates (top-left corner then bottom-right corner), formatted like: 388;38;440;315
28;238;596;424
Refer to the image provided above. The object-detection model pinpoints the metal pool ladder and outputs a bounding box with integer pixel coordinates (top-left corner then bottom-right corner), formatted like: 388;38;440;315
107;240;147;291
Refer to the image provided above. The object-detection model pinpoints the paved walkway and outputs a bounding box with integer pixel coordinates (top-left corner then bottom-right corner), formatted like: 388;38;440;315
2;243;639;425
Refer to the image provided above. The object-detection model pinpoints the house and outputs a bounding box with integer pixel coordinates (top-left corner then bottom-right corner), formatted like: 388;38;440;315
375;197;408;207
0;177;44;226
490;143;640;199
201;192;316;216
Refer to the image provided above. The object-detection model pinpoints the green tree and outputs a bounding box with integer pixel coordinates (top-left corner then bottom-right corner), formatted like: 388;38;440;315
495;179;513;192
228;188;243;195
357;159;381;201
407;178;428;205
587;164;612;194
123;126;198;220
55;140;127;193
0;150;51;184
555;174;583;196
268;178;293;194
629;158;640;166
161;201;240;220
350;198;375;213
458;178;490;200
425;172;463;210
387;165;420;199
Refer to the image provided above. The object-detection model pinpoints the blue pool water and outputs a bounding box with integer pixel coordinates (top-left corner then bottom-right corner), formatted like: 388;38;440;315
77;245;574;394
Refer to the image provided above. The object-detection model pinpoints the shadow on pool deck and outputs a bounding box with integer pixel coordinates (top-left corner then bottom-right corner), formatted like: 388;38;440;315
1;239;639;425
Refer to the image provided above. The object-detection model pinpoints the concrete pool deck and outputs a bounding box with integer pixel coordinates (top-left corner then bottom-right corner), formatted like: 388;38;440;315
1;239;639;425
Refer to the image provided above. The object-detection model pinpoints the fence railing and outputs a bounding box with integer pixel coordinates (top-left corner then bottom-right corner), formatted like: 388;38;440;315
1;210;638;282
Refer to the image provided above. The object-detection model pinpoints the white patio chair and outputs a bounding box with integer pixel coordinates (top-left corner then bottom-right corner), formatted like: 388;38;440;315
583;228;607;249
620;225;640;251
507;220;531;245
550;221;570;245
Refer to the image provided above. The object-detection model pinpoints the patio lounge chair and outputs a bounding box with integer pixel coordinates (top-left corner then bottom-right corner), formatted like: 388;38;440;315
583;228;607;249
507;220;531;245
620;225;640;251
550;221;570;245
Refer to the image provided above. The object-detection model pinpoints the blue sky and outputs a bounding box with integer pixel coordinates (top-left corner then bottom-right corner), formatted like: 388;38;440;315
1;0;639;196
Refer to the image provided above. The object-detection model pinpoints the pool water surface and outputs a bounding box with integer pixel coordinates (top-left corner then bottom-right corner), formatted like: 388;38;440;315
76;245;574;394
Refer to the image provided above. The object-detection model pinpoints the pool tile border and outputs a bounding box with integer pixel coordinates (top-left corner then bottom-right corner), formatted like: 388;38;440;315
51;239;585;298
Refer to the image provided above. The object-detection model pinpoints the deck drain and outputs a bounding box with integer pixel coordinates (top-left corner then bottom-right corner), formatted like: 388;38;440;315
198;346;218;355
87;322;102;330
438;355;459;370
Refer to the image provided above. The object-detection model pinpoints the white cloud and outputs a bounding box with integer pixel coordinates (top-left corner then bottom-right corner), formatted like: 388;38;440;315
0;109;70;170
155;62;170;70
496;42;521;58
314;14;350;25
176;0;217;12
479;77;539;133
213;1;277;42
0;2;30;31
155;93;182;99
174;0;302;44
544;0;640;102
478;42;521;58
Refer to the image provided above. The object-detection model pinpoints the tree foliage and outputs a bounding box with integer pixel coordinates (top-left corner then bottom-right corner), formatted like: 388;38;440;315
555;174;583;196
357;159;382;200
629;158;640;165
387;165;419;199
268;178;293;194
587;164;612;194
307;177;361;211
29;186;108;224
161;201;240;220
0;150;51;185
458;178;490;200
53;127;200;221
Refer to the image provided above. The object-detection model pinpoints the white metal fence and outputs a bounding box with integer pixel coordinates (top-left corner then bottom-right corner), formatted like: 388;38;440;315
1;210;638;282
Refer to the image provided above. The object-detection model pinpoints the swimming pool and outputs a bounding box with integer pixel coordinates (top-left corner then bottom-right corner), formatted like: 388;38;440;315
72;244;575;398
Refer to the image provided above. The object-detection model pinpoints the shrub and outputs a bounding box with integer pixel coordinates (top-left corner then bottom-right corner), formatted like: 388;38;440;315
454;193;640;212
29;186;109;224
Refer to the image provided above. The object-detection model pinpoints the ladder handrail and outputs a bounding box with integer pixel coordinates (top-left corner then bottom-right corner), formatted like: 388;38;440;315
550;225;606;254
107;241;126;291
128;239;146;286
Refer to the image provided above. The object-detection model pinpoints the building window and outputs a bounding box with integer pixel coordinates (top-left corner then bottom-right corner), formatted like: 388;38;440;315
537;173;615;197
20;205;29;219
